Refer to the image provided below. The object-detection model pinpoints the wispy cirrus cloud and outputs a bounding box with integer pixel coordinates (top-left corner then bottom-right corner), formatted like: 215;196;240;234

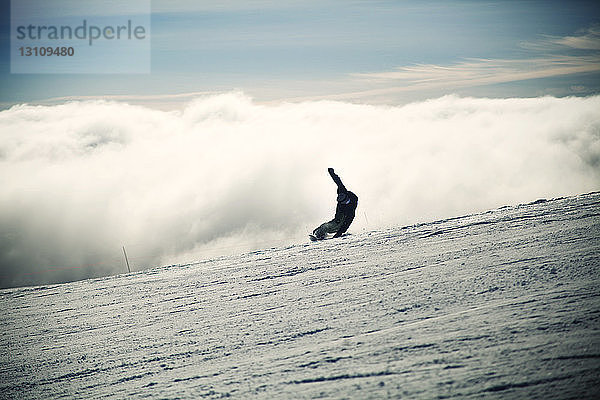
346;26;600;100
552;25;600;50
521;25;600;51
352;56;600;90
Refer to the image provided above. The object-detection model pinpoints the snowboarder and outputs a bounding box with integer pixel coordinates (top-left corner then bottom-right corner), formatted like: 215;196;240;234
311;168;358;240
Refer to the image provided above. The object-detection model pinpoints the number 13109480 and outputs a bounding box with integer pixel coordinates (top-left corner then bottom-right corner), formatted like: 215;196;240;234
19;47;75;56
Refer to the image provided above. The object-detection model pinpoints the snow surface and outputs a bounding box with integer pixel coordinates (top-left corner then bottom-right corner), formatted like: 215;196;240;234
1;193;599;399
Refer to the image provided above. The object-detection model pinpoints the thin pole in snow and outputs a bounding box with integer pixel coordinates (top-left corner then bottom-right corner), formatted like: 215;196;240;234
122;246;131;273
364;211;369;227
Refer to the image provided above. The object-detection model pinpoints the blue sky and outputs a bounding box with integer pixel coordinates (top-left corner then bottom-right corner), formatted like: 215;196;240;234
0;0;599;107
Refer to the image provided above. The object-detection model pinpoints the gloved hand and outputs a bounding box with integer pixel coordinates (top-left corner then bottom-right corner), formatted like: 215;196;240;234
328;167;335;174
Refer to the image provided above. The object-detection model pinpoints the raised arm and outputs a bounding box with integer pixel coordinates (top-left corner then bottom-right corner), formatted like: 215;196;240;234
328;168;347;193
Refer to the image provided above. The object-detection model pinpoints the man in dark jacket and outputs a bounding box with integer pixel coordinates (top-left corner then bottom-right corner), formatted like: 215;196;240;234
312;168;358;240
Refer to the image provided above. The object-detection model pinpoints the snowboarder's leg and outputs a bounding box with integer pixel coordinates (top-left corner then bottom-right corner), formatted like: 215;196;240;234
312;223;328;239
313;218;344;239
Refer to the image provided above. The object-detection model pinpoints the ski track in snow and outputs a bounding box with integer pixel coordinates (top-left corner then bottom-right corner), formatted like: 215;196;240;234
1;193;599;399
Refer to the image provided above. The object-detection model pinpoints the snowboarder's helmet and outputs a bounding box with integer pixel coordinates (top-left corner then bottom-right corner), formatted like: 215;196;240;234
337;192;349;203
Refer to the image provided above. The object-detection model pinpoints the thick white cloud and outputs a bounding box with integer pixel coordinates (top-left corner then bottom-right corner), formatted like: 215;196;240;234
1;93;599;287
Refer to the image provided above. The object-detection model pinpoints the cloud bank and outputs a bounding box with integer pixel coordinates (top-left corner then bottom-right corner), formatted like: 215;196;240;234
1;93;599;288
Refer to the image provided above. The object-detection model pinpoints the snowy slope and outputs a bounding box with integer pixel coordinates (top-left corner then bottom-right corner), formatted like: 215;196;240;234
1;193;599;399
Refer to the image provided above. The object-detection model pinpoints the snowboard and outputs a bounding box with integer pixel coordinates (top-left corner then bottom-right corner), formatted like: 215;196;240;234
308;233;350;242
309;233;349;241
